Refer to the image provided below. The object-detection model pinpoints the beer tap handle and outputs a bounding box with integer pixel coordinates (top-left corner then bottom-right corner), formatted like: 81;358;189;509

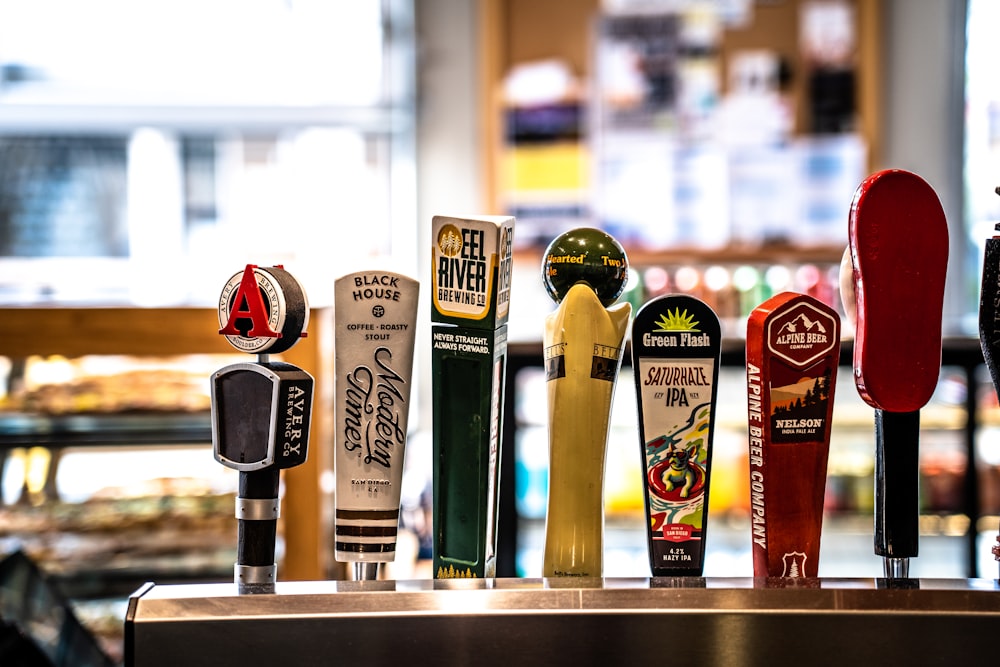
213;265;313;593
745;292;840;578
334;270;420;581
847;170;948;579
236;467;281;592
540;228;630;578
631;294;721;576
977;187;1000;579
430;215;514;579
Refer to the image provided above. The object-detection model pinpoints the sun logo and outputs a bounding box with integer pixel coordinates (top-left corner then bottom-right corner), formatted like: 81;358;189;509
654;308;699;332
437;224;464;257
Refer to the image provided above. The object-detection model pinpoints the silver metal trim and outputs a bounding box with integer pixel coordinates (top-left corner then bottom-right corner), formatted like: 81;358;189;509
126;577;1000;666
883;557;910;579
211;362;281;471
235;497;279;521
353;562;380;581
235;563;276;585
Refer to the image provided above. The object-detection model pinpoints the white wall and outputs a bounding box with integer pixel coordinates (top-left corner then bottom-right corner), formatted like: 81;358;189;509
882;0;969;330
414;0;485;429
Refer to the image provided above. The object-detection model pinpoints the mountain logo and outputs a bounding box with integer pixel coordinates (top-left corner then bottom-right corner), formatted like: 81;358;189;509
776;313;827;338
767;302;838;368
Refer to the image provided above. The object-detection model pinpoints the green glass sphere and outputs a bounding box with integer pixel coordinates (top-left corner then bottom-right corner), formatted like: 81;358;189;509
542;227;628;306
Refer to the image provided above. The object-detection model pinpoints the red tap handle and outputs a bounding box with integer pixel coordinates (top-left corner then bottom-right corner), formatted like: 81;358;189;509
847;169;948;569
849;170;948;413
746;292;840;578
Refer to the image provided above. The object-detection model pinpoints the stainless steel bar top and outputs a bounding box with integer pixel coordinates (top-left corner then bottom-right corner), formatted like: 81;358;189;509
126;578;1000;666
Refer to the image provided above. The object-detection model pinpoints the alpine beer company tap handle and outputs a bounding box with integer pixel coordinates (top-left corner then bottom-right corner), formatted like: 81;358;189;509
977;187;1000;578
847;170;948;579
541;228;631;578
746;292;840;578
631;294;721;576
212;264;314;593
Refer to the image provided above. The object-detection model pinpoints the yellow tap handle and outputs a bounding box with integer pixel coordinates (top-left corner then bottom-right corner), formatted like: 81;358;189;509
543;282;631;577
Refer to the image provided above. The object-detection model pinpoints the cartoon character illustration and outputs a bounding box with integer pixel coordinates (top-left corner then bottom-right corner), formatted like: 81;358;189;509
646;402;710;509
662;441;699;498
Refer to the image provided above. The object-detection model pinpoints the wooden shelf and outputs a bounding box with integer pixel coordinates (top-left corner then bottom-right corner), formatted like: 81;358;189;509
518;242;847;267
482;0;885;215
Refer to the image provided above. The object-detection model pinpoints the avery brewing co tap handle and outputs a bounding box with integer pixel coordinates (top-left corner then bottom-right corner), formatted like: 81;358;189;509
846;169;948;579
631;294;721;576
212;264;314;594
746;292;840;578
541;228;631;578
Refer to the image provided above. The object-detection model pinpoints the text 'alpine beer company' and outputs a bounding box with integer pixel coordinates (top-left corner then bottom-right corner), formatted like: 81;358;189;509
746;293;840;578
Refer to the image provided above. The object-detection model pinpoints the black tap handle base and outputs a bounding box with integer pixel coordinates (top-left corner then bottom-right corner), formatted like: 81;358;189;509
876;576;920;590
874;409;920;561
236;467;280;594
992;534;1000;579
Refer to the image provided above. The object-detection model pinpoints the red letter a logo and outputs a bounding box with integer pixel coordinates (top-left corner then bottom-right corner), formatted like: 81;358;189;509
219;265;281;339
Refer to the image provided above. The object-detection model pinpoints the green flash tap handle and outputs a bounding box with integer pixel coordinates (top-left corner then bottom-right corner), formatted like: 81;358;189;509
631;294;721;576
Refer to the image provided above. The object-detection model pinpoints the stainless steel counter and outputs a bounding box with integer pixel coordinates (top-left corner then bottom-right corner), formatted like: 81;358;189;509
126;577;1000;666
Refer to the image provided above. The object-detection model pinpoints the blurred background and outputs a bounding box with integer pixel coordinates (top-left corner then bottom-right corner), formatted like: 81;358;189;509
0;0;996;662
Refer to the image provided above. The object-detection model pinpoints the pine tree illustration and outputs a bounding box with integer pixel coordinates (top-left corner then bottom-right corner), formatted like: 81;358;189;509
788;560;800;577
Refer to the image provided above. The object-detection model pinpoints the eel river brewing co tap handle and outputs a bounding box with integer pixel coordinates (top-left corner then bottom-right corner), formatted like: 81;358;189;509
846;170;948;580
541;228;631;578
631;294;721;576
746;292;840;578
211;264;314;594
977;187;1000;577
430;215;514;579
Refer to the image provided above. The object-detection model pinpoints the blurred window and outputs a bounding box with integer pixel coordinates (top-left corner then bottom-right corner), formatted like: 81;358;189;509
0;0;415;306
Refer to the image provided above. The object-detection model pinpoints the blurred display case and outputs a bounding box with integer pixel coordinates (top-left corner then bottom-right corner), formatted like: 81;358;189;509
490;1;876;268
0;0;414;591
0;307;334;664
0;308;334;586
1;550;115;667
